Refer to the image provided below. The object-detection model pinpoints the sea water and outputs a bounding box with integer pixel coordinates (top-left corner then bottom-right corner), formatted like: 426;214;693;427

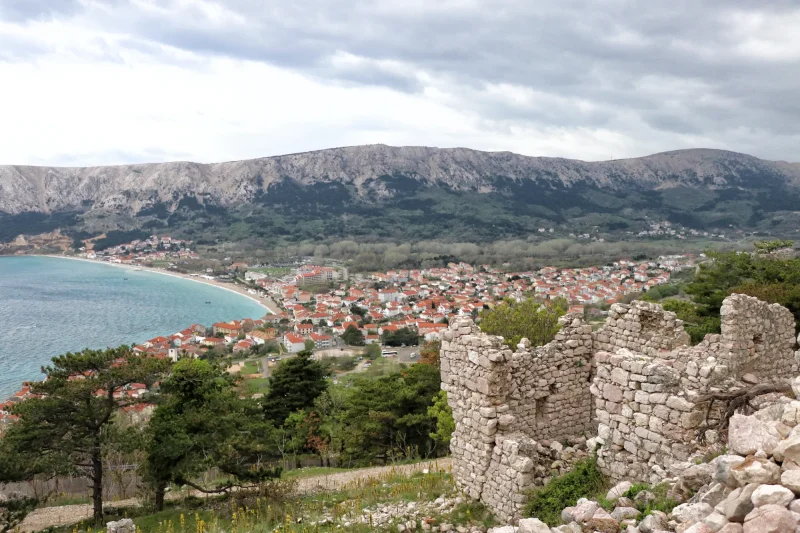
0;256;267;399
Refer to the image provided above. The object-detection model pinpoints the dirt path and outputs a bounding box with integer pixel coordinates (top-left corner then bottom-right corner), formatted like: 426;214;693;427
19;458;452;532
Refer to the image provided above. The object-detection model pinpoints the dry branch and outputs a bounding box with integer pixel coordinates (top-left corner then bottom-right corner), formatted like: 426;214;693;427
694;382;793;440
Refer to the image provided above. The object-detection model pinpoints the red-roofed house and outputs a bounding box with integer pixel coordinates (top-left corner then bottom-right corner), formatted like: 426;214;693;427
284;333;306;353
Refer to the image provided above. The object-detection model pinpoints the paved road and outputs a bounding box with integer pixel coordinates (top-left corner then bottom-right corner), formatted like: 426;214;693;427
19;458;452;532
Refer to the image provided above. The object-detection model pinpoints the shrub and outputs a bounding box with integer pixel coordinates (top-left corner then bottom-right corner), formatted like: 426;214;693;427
623;482;679;517
524;458;608;526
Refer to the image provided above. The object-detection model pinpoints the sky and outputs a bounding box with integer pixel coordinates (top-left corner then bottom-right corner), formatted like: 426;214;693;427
1;0;799;166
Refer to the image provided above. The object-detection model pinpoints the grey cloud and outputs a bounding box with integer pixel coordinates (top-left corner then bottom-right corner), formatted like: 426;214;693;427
5;0;800;160
0;0;82;21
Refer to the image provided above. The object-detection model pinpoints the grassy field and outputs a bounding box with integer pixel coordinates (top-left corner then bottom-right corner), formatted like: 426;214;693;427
239;360;261;375
243;377;270;395
56;461;485;533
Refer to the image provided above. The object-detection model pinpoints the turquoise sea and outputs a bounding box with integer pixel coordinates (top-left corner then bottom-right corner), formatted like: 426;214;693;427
0;256;267;399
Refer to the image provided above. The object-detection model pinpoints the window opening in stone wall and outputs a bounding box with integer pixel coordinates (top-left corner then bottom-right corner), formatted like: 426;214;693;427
639;310;660;334
749;333;764;357
535;397;548;425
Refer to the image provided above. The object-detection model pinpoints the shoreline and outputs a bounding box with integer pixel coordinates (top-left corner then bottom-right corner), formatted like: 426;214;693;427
25;254;280;315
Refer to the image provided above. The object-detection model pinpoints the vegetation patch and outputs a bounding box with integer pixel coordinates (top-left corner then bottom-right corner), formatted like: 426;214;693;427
523;458;608;526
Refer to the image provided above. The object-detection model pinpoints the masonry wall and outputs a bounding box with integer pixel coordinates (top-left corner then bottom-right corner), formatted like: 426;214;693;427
441;293;799;523
440;315;592;522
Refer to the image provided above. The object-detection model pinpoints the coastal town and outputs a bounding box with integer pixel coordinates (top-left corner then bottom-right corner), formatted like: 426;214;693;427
0;235;699;430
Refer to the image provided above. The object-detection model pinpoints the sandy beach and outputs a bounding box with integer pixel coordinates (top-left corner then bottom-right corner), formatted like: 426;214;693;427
39;254;281;315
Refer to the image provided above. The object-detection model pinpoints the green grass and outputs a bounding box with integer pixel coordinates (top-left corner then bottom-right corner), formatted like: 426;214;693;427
239;360;261;375
524;458;609;526
58;463;465;532
243;377;270;395
623;482;679;517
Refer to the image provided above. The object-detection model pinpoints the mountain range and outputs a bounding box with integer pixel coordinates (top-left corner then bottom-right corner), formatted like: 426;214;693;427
1;145;799;248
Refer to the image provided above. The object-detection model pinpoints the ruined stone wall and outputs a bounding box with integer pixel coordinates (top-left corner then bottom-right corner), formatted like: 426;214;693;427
441;294;799;523
592;350;703;484
507;316;595;440
719;294;797;379
594;300;690;356
440;316;591;522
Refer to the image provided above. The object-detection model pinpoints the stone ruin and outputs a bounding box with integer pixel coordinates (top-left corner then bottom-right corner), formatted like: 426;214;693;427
440;294;799;523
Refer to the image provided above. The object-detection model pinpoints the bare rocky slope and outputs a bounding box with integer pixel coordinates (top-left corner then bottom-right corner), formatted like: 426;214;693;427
2;145;800;246
1;145;798;216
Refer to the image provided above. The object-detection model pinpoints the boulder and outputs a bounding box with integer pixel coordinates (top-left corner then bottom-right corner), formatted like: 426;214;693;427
606;481;633;501
750;484;794;508
516;518;550;533
560;506;576;524
693;482;730;507
634;490;656;505
701;511;729;532
792;375;800;400
730;457;781;486
742;504;797;533
611;507;641;521
487;527;518;533
716;484;758;523
681;464;715;491
715;456;747;488
681;523;715;533
106;519;135;533
638;511;669;533
671;502;714;525
772;433;800;463
584;508;619;533
616;496;636;508
728;414;781;456
571;500;598;523
717;524;743;533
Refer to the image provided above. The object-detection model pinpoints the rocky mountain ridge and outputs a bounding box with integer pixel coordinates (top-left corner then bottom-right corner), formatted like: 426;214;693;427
2;145;799;216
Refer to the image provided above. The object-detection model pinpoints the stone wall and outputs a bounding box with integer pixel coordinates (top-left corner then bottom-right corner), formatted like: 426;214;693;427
441;293;799;523
440;315;592;522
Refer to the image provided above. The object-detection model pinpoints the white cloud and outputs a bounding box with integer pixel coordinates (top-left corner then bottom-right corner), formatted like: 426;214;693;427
1;1;800;165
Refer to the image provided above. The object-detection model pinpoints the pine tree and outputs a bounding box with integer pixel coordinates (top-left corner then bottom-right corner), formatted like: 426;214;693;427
262;350;329;424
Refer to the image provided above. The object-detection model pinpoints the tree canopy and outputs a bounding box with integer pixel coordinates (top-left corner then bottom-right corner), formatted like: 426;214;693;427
262;350;329;424
341;325;365;346
145;358;279;510
0;347;167;524
479;297;568;348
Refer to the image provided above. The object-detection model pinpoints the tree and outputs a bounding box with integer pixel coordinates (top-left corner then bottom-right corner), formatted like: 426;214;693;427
304;339;316;351
332;363;442;464
145;359;279;510
341;325;365;346
262;350;329;424
754;239;794;254
0;347;167;524
382;327;420;347
479;297;568;348
427;390;455;453
661;299;720;344
419;340;441;367
364;343;382;360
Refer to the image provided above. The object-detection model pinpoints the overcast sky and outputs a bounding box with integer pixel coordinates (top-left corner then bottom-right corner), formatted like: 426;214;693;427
1;0;799;166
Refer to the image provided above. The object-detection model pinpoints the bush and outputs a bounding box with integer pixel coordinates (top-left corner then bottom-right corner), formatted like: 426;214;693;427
524;458;608;526
479;297;567;349
623;482;678;517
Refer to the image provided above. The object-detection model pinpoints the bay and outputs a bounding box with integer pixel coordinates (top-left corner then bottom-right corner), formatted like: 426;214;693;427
0;256;267;399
